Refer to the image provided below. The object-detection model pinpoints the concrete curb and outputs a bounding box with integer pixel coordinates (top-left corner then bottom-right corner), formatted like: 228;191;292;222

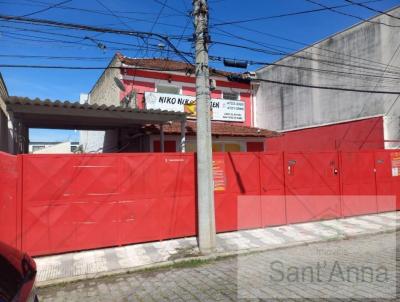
36;225;398;288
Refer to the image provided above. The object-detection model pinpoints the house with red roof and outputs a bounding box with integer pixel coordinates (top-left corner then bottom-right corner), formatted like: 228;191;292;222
81;53;277;153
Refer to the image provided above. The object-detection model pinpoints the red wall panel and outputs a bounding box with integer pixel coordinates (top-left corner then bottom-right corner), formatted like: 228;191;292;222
267;117;384;152
0;152;18;248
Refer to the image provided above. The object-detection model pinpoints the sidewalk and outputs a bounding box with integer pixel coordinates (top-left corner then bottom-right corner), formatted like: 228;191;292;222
35;211;399;287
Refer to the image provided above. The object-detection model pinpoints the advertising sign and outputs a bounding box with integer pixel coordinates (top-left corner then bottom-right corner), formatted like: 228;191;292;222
213;159;226;191
145;92;245;122
391;152;400;177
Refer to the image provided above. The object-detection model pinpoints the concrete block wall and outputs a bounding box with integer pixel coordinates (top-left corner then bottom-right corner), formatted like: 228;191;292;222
255;7;400;143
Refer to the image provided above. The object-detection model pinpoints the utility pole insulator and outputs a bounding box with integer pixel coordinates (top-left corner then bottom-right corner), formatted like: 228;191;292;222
193;0;216;255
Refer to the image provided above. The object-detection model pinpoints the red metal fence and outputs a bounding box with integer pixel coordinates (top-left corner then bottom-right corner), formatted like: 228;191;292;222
0;152;18;249
0;150;398;256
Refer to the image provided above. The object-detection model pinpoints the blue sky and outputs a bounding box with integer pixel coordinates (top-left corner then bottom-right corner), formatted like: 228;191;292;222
0;0;399;142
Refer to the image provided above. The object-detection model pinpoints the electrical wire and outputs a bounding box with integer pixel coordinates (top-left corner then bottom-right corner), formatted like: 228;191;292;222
20;0;71;17
211;0;384;26
4;0;187;30
344;0;400;20
0;13;193;65
146;0;168;55
304;0;400;28
210;40;400;77
208;5;400;74
254;77;400;94
2;62;400;95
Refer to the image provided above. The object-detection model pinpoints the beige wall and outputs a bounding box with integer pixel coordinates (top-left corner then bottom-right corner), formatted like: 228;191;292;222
88;56;121;106
33;142;72;154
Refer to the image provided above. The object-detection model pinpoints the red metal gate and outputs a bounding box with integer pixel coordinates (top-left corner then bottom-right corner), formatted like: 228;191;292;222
0;149;398;257
21;153;196;256
284;152;341;223
340;151;378;217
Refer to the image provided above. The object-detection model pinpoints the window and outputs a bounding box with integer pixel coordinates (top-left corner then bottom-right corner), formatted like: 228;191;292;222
222;91;239;100
156;84;180;95
224;143;241;152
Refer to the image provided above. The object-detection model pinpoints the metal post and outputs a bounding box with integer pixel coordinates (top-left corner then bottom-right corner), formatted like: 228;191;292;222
180;118;186;152
193;0;216;254
160;123;165;152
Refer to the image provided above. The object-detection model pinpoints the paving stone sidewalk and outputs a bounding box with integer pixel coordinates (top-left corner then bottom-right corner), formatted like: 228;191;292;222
35;211;399;286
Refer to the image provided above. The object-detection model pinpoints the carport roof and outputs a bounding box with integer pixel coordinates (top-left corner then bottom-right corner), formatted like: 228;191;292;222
5;96;187;130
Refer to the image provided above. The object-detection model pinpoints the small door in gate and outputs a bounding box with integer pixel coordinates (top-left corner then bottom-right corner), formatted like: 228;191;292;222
285;152;341;224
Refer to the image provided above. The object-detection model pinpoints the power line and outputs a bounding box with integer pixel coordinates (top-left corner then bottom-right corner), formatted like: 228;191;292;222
93;0;146;58
208;4;400;74
94;0;134;30
304;0;400;28
0;64;192;72
5;0;187;30
209;55;400;81
20;0;71;17
211;40;400;77
344;1;400;20
0;30;190;55
5;23;400;84
244;77;400;95
146;0;168;55
0;54;110;60
2;63;400;94
1;49;399;85
0;14;193;65
211;26;400;74
211;0;384;26
152;0;189;16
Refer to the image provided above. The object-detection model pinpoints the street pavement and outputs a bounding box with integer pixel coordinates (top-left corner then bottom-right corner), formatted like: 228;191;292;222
35;211;399;286
37;231;398;301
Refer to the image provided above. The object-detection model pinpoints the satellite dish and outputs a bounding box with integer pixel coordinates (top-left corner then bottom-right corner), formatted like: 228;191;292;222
114;77;126;92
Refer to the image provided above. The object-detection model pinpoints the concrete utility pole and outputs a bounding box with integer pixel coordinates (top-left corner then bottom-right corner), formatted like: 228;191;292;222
193;0;216;254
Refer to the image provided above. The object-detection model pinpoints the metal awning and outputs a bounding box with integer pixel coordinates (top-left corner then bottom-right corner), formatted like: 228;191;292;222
5;97;187;130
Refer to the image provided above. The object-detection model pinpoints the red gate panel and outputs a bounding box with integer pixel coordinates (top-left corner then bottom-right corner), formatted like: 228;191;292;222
22;154;121;255
118;153;196;243
374;150;400;211
214;152;261;232
259;152;286;227
21;153;196;256
0;152;18;248
340;151;378;217
285;152;341;223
